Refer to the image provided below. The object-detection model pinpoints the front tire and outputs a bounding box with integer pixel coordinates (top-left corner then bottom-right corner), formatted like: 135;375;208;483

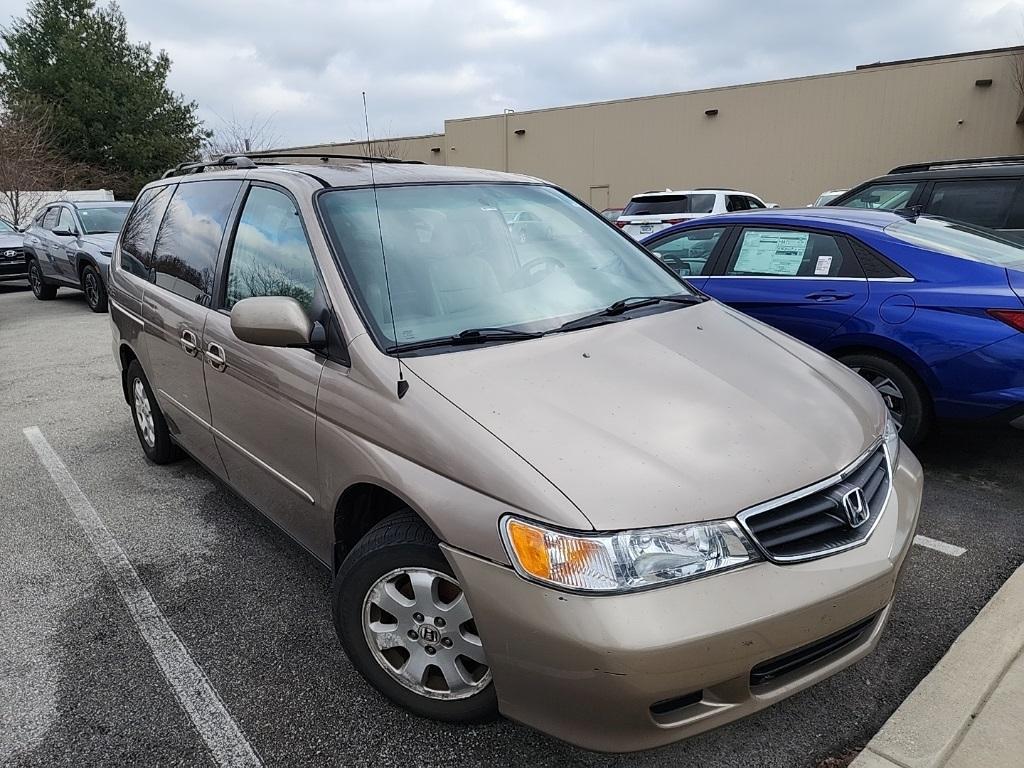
126;360;181;464
841;352;931;446
81;264;108;313
332;510;498;723
28;259;57;300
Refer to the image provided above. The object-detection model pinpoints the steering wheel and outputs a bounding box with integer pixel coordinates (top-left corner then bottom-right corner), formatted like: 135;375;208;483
515;255;566;286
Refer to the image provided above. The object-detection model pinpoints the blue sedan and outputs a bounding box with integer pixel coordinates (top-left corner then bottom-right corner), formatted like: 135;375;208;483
641;208;1024;445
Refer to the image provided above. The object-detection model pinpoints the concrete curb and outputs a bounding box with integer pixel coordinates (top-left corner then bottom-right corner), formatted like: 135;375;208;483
851;562;1024;768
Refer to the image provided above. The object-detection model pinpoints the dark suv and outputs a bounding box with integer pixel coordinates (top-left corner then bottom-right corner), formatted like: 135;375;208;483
23;200;131;312
829;156;1024;240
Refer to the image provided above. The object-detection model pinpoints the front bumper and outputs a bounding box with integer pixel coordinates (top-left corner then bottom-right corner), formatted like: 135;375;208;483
445;448;923;752
0;258;28;281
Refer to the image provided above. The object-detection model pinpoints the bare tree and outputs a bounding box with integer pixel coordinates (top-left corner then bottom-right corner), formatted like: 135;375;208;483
0;105;110;226
203;112;282;159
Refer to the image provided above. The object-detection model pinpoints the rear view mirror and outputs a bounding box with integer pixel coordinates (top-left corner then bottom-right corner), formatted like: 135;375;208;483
230;296;312;347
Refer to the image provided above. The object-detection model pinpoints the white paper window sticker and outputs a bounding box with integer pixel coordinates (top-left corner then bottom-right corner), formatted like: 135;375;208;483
733;231;810;275
814;254;834;275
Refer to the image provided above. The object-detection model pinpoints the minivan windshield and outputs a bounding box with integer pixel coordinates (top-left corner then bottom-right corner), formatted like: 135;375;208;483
318;183;692;350
885;215;1024;269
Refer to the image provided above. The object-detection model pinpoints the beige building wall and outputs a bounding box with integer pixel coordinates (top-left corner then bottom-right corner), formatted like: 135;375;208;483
278;48;1024;208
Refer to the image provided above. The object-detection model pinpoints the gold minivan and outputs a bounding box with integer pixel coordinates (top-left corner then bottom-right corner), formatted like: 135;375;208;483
108;155;922;753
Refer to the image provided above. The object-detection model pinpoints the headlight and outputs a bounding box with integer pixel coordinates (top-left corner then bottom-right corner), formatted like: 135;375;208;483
501;516;760;593
883;412;901;465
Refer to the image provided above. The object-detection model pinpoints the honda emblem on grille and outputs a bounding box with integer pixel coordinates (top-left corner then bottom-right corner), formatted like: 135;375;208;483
841;487;869;528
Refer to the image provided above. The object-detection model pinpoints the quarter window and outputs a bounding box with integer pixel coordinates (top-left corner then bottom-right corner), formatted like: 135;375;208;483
151;180;242;303
648;227;725;277
224;186;319;312
726;196;749;212
839;183;919;211
924;179;1018;229
725;229;860;278
120;185;174;279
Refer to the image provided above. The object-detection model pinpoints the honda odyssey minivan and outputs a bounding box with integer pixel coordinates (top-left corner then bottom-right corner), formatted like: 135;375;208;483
108;155;922;752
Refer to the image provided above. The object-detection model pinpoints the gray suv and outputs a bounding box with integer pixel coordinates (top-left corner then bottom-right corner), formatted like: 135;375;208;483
108;154;921;752
24;200;131;311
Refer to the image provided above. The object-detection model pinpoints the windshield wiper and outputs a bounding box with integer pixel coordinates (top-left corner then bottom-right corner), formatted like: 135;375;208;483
387;327;543;353
552;294;707;334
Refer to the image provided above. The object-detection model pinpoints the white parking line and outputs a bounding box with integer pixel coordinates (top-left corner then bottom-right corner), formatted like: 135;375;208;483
23;427;263;768
914;534;967;557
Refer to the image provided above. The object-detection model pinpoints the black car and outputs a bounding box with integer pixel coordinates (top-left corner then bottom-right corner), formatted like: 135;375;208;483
0;217;27;284
828;156;1024;241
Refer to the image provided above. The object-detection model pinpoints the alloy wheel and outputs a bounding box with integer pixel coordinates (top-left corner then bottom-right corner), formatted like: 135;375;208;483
132;378;156;448
850;365;905;428
84;270;99;308
29;263;41;296
361;567;490;701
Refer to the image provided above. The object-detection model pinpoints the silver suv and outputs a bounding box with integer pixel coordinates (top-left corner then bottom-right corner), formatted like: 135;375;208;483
24;200;132;311
108;155;922;752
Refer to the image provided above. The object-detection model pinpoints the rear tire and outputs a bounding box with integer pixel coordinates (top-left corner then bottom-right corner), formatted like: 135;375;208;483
28;259;57;300
126;360;181;464
840;352;930;447
332;510;498;724
81;264;108;313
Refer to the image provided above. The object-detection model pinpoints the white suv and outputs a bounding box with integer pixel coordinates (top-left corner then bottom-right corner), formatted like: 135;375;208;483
616;189;769;239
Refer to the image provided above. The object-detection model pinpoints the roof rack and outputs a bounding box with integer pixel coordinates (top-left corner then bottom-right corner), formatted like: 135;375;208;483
888;155;1024;174
161;151;423;179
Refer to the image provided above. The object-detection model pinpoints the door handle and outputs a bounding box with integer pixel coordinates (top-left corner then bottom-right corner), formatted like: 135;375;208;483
805;291;854;302
180;329;199;356
205;342;227;371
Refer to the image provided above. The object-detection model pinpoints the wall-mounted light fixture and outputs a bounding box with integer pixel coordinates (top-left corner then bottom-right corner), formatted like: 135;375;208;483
514;128;526;136
430;147;441;153
975;78;993;88
705;108;719;117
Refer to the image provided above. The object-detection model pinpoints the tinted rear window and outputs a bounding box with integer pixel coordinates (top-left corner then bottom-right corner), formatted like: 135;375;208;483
623;194;716;216
151;180;241;302
885;216;1024;268
924;179;1017;229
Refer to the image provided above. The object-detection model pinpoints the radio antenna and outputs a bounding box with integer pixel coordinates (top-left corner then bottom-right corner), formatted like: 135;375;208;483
363;91;408;399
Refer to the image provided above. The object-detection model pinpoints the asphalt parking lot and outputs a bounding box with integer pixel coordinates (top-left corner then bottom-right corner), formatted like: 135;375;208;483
1;282;1022;768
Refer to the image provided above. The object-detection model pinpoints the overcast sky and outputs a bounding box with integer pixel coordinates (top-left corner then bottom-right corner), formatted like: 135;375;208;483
2;0;1024;146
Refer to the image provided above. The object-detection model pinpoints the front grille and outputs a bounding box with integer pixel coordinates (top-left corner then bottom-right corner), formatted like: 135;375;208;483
750;614;878;687
739;444;890;562
0;248;23;261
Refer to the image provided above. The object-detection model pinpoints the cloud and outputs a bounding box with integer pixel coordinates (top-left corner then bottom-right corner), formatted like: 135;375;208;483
1;0;1022;146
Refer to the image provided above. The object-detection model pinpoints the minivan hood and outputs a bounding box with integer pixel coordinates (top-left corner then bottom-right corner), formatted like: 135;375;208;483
404;302;884;531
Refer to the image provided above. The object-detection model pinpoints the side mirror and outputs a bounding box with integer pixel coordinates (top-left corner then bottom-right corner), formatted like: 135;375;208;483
52;228;77;237
230;296;312;347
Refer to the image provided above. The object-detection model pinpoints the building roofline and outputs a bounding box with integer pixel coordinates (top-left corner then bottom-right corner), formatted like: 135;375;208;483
442;46;1023;125
268;133;445;153
856;45;1024;70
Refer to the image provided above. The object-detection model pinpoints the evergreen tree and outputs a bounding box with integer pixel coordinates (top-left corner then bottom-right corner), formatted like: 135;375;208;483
0;0;208;196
